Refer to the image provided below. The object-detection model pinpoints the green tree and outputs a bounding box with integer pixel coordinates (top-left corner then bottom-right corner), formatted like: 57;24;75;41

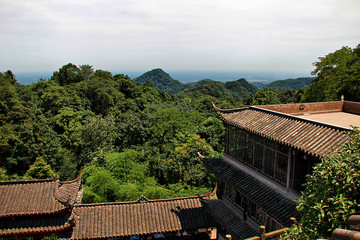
79;64;94;80
23;157;56;180
302;44;360;102
167;134;217;186
93;69;113;80
77;114;118;166
4;70;17;85
278;88;296;103
55;63;86;86
246;92;254;105
0;168;10;181
295;88;305;103
197;117;225;152
282;128;360;239
104;150;139;181
253;87;281;105
82;165;120;202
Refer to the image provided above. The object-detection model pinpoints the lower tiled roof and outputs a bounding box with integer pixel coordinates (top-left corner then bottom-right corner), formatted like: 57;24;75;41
69;196;216;239
202;158;302;227
0;175;82;217
201;199;257;240
0;210;76;237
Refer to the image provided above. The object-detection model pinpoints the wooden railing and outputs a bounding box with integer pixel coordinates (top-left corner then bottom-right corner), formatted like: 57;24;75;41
224;218;297;240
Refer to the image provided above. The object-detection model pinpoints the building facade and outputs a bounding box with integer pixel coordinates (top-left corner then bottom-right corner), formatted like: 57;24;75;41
201;100;360;239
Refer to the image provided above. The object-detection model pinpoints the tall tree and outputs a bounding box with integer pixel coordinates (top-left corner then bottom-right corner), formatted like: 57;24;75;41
23;157;56;180
302;44;360;102
55;63;86;86
79;64;94;80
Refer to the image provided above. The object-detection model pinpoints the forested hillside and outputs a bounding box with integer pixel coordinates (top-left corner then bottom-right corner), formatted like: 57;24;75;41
134;68;186;94
265;77;314;90
2;45;357;204
0;64;235;203
133;68;310;105
0;63;306;204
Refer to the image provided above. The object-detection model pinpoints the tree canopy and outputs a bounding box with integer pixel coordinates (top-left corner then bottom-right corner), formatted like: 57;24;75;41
302;44;360;102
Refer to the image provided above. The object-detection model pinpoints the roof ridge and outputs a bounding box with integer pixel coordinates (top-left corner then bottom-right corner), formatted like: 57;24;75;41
212;101;248;113
250;106;351;131
75;195;205;207
54;174;82;206
58;172;81;185
0;178;56;185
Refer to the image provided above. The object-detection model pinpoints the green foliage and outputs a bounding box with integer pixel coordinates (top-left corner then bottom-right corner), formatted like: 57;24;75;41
104;150;138;180
84;167;121;202
79;64;94;80
265;77;314;90
277;88;297;103
198;117;225;152
282;128;360;239
224;78;258;95
253;87;281;105
23;157;56;180
167;134;217;186
134;68;186;94
246;93;254;105
77;114;118;166
0;168;9;181
55;63;86;86
93;69;113;80
302;44;360;102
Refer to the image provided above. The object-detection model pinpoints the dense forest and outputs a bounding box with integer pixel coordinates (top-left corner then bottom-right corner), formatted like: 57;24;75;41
1;44;359;205
0;65;305;203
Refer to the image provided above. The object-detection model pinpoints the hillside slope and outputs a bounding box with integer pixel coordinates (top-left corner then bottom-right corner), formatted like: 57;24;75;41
265;77;314;90
134;68;186;94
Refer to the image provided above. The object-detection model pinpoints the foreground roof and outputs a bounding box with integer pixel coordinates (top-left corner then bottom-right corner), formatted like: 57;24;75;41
0;175;82;238
0;211;76;238
0;175;82;217
69;195;216;239
213;101;353;158
201;157;301;227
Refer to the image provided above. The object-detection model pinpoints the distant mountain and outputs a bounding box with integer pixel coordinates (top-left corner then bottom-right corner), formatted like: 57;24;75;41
180;78;258;103
264;77;314;90
133;68;310;102
133;68;186;94
184;79;216;88
224;78;258;95
250;82;267;89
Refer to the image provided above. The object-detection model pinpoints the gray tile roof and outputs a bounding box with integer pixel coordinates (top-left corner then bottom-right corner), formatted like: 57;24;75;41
202;157;302;227
213;104;350;158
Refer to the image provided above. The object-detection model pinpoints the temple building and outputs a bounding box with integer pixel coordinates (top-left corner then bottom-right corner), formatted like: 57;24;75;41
200;99;360;239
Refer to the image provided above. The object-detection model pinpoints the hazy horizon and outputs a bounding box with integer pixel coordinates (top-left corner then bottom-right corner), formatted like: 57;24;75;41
14;68;312;85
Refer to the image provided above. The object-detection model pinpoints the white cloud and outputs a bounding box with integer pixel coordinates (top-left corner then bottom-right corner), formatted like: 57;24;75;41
0;0;359;72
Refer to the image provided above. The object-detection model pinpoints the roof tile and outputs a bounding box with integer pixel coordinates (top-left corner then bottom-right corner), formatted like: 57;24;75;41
215;106;350;158
70;196;215;239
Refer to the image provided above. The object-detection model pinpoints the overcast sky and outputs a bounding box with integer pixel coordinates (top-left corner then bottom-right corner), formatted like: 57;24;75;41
1;0;359;74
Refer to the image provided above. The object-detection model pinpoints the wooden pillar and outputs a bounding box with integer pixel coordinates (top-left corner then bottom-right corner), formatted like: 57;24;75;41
260;226;266;240
286;148;292;188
